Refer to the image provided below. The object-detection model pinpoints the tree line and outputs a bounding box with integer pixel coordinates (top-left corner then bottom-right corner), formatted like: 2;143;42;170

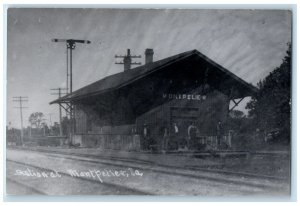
233;43;292;144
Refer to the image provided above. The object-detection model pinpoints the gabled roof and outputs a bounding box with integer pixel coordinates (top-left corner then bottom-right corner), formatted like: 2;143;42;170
50;49;258;104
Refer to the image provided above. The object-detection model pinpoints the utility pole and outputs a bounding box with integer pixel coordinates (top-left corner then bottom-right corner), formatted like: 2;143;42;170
48;112;56;136
41;119;47;137
13;96;28;146
51;38;91;143
115;49;141;71
29;123;32;138
48;113;54;127
51;88;67;136
66;46;69;93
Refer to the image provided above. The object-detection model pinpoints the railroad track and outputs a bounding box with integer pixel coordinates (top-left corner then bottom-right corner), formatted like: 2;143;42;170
7;159;153;195
9;146;287;182
7;147;289;193
6;177;47;195
185;166;288;181
10;146;152;165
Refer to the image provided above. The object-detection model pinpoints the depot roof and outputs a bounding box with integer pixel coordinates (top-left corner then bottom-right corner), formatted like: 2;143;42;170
50;49;258;104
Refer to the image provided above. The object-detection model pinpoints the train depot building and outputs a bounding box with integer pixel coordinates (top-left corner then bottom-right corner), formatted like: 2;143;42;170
50;49;258;151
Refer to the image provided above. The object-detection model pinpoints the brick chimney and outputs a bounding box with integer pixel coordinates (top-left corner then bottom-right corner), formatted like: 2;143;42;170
145;48;154;64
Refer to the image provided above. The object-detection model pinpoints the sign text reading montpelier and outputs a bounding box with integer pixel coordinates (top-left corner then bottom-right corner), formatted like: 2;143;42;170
163;93;207;101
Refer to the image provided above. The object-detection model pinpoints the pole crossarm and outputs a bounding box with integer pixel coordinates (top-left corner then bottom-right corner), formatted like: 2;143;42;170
131;62;142;65
52;39;91;44
115;49;142;70
115;61;141;65
115;55;141;58
51;88;68;91
51;93;68;95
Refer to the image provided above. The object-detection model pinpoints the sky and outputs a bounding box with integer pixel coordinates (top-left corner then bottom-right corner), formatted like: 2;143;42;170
6;8;292;128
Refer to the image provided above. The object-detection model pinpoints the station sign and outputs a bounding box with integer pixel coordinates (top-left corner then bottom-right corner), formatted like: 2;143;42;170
163;93;206;101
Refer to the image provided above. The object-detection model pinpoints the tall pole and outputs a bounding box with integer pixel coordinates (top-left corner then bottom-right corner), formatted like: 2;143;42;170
43;123;46;136
13;96;28;146
20;100;24;141
41;118;48;137
59;90;62;136
52;38;91;143
29;123;32;138
58;89;62;136
48;113;53;127
67;41;75;142
70;44;73;95
66;46;69;94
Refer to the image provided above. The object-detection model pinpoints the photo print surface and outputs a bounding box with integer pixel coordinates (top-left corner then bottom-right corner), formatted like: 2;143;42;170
6;8;292;196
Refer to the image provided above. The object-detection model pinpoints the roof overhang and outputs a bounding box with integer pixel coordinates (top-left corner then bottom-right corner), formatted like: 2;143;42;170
50;50;258;105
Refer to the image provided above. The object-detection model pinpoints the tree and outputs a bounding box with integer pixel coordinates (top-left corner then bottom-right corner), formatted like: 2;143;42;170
246;43;291;143
28;112;45;128
229;110;245;119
